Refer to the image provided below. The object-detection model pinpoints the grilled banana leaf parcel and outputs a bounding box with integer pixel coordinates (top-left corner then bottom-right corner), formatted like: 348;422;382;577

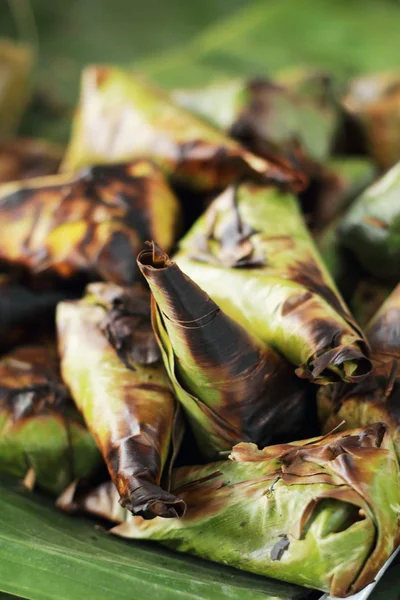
64;424;400;598
342;72;400;168
339;161;400;281
319;285;400;457
0;138;63;183
61;66;304;192
57;283;185;519
137;243;309;459
0;39;33;138
174;184;371;384
0;160;181;284
0;345;100;494
174;71;338;165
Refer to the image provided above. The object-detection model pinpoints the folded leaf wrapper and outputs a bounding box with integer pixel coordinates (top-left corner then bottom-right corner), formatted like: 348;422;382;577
0;138;63;184
339;161;400;281
57;283;185;518
319;285;400;457
137;243;309;459
0;39;33;138
62;66;304;192
342;72;400;169
174;183;371;384
0;160;181;284
0;345;101;494
62;424;400;598
174;71;338;165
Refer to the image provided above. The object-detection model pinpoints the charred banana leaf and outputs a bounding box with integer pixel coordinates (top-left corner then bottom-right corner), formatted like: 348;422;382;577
0;138;63;183
57;283;185;519
0;160;181;284
65;424;400;598
137;243;309;459
62;66;304;192
318;285;400;457
339;161;400;281
342;72;400;168
0;39;33;138
174;183;371;384
0;345;100;494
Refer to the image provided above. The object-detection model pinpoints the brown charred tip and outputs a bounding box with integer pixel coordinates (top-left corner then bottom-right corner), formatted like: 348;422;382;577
138;241;171;271
120;487;186;520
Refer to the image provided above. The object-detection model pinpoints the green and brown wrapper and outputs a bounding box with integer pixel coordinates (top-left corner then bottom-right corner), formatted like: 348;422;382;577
57;283;185;518
0;159;181;284
60;424;400;598
137;242;309;459
318;285;400;457
174;183;371;384
339;161;400;281
61;66;304;192
0;345;100;494
342;72;400;169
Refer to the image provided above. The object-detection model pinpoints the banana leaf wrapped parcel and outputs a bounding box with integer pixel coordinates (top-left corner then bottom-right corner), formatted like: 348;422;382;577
138;243;309;459
319;285;400;457
339;161;400;281
62;66;304;192
0;345;101;494
174;183;371;384
58;423;400;598
342;72;400;168
0;159;181;284
57;283;185;518
0;138;63;183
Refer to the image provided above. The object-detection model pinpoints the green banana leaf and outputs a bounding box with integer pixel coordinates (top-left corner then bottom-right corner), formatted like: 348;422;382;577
338;161;400;281
137;242;309;459
342;71;400;168
0;39;33;139
0;138;63;184
318;284;400;458
61;423;400;598
61;66;304;192
0;477;308;600
349;278;391;329
57;283;185;518
0;160;181;285
174;182;371;384
173;70;338;165
0;345;101;494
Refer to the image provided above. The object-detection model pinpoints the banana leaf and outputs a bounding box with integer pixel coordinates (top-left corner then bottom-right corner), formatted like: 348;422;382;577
0;274;68;351
338;161;400;282
318;285;400;458
0;138;63;184
301;156;377;231
173;71;338;165
0;480;308;600
349;278;391;329
174;183;371;384
57;283;185;518
342;72;400;169
62;423;400;598
0;345;101;495
0;39;33;139
0;159;181;285
61;66;304;192
137;242;309;459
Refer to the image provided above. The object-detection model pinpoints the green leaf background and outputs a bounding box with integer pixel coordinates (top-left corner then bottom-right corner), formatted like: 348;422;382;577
1;1;400;598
